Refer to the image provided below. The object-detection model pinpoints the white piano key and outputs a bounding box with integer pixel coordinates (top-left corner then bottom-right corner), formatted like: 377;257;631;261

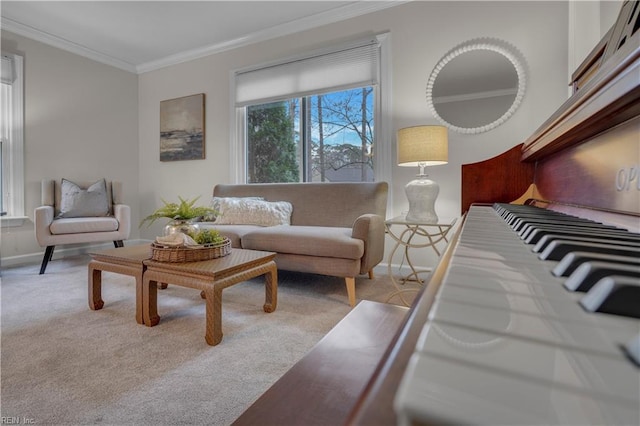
415;322;640;404
394;353;639;426
430;299;638;357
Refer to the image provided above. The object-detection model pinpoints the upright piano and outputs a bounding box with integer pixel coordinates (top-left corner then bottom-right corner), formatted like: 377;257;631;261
348;2;640;424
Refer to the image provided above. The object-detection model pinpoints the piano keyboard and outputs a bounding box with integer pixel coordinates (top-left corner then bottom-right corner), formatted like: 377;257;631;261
394;204;640;425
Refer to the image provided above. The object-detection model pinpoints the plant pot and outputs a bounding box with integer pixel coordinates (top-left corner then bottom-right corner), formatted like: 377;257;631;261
163;220;199;237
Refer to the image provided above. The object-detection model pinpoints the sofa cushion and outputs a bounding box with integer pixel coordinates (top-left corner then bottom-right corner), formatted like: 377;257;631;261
215;198;293;226
241;226;364;260
198;223;261;248
50;217;119;235
57;178;110;218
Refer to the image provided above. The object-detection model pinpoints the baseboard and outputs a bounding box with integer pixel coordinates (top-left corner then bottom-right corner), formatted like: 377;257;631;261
1;239;151;268
3;244;431;275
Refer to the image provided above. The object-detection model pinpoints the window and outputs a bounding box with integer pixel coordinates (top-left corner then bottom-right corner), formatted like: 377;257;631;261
232;34;391;185
246;87;374;183
1;53;25;226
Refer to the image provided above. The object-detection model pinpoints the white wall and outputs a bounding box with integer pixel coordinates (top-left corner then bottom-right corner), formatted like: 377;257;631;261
0;31;139;265
138;1;570;266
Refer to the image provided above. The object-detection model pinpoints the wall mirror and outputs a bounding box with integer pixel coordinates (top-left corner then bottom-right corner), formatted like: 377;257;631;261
426;38;527;134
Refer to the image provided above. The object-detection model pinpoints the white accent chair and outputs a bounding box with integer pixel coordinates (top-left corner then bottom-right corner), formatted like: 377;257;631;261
35;179;131;274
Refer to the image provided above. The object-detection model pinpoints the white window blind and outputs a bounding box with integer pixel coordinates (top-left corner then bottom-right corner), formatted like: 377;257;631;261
235;38;379;107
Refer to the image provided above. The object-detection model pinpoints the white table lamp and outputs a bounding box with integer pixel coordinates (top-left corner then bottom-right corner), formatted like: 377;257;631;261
397;125;448;223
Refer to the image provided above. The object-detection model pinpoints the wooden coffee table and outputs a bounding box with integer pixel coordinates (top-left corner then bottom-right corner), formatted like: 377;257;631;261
88;244;152;324
142;249;277;346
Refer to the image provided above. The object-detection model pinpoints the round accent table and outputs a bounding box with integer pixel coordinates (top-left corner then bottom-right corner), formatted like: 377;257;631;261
385;216;457;306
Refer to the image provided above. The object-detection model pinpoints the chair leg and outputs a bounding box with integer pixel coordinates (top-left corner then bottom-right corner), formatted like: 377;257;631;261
114;240;124;248
39;246;55;275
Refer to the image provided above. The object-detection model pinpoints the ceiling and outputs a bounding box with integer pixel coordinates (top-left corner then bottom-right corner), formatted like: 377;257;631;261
1;1;404;74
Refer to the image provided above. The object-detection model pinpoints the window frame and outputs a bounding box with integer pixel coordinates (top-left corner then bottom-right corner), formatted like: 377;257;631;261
230;33;391;191
1;52;26;228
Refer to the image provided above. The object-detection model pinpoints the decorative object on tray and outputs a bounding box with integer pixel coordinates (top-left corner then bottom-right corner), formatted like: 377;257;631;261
151;229;231;262
139;196;218;236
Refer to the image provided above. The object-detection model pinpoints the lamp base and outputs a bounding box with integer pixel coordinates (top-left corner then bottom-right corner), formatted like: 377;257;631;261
404;176;439;223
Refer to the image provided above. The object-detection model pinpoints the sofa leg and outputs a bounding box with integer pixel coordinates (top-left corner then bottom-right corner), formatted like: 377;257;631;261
368;270;374;279
39;246;55;275
114;240;124;248
345;277;356;307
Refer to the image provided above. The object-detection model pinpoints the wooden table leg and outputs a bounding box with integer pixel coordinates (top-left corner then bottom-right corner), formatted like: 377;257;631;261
204;287;224;346
88;261;104;310
134;271;144;325
264;261;278;313
143;275;161;327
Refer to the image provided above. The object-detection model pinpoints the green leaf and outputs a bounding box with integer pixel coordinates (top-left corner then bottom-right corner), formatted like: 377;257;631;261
139;196;218;228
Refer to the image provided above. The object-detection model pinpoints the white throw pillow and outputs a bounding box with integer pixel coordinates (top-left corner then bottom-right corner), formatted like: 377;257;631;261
204;196;265;221
57;178;110;218
215;198;292;226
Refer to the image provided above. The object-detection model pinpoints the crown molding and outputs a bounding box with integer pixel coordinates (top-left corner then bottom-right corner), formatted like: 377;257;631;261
1;17;138;73
137;1;408;73
1;1;409;75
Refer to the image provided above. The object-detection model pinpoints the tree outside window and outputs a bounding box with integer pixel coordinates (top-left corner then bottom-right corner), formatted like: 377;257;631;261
246;86;374;183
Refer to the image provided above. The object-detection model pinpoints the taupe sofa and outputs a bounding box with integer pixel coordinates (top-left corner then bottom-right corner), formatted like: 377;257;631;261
200;182;388;306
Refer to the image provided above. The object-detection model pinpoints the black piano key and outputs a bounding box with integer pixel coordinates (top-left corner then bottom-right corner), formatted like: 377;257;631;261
580;276;640;319
518;221;620;237
563;262;640;292
538;240;640;261
524;225;638;244
505;210;588;225
513;218;610;233
496;206;570;224
533;234;640;254
552;251;640;277
622;333;640;367
503;210;572;226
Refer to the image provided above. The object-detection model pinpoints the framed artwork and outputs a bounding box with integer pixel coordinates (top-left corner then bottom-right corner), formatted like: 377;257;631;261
160;93;205;161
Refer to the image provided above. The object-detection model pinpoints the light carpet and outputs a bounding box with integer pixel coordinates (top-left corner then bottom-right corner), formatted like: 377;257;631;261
0;254;414;425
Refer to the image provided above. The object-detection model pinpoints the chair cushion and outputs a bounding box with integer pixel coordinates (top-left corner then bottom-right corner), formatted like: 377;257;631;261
57;178;110;218
50;217;119;234
242;226;364;260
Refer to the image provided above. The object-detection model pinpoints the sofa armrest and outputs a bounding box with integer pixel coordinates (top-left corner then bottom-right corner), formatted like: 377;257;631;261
351;213;385;275
113;204;131;238
34;206;55;245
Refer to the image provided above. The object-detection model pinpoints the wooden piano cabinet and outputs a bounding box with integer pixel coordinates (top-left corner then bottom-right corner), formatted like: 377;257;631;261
346;222;464;426
461;143;535;214
232;300;409;426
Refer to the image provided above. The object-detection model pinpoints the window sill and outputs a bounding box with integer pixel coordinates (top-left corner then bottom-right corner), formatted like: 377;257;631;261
1;216;28;228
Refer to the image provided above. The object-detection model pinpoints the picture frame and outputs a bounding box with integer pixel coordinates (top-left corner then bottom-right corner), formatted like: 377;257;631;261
160;93;205;161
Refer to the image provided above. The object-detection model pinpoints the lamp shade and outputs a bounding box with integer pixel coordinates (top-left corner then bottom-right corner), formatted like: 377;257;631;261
397;125;448;167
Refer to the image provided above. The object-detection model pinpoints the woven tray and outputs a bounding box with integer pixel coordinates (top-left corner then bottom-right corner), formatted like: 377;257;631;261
150;237;231;262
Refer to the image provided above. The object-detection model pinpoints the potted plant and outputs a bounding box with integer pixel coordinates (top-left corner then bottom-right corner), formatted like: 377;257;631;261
140;196;218;236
